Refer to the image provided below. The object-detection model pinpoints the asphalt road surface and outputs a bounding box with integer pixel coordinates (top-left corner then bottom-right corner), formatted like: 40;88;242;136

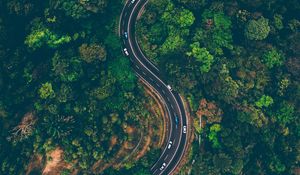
119;0;189;174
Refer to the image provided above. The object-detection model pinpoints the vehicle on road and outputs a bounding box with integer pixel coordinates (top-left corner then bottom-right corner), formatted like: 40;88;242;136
123;48;129;56
175;115;179;128
120;1;188;174
159;163;167;171
167;141;173;149
175;115;179;124
124;32;128;39
183;126;187;134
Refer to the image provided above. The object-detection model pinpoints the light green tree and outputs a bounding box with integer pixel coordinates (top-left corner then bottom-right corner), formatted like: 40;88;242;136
255;95;274;108
262;48;284;68
160;35;185;55
186;42;214;73
25;28;71;50
274;102;295;124
208;124;221;148
162;2;195;28
38;82;55;99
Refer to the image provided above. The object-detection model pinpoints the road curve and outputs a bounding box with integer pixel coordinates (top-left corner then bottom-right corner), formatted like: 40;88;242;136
119;0;188;174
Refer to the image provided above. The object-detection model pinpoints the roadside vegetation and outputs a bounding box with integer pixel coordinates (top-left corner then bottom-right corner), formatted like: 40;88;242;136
137;0;300;174
0;0;159;174
0;0;299;175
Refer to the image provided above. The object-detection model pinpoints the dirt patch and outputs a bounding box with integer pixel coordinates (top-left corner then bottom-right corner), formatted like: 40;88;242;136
135;135;151;161
109;135;118;150
124;141;135;149
42;147;73;175
93;132;141;173
126;126;135;134
141;79;168;148
293;167;300;175
26;154;43;175
92;78;168;174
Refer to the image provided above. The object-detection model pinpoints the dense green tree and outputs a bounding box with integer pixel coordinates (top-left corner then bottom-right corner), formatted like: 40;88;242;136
186;42;214;73
273;14;283;30
38;82;55;99
237;105;267;128
109;56;136;91
208;124;221;148
255;95;273;108
160;35;185;55
269;156;286;173
213;153;232;173
1;0;300;174
91;85;113;100
51;52;83;82
175;0;207;9
273;102;295;125
79;43;107;63
54;0;108;19
245;17;270;40
161;2;195;28
262;48;284;68
25;28;71;50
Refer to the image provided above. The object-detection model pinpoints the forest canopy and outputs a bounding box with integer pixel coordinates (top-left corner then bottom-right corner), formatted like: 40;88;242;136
137;0;299;174
0;0;299;175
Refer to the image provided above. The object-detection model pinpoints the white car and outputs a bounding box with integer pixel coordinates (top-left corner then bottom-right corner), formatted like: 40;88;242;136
123;48;129;56
124;32;128;39
167;141;173;149
167;85;172;91
131;0;136;3
159;162;166;171
183;126;187;134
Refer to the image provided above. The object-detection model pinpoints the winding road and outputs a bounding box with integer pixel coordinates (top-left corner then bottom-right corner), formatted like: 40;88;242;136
119;0;189;174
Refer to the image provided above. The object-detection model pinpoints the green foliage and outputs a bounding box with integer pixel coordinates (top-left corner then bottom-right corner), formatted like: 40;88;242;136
137;1;300;175
288;19;300;32
51;52;83;82
162;2;195;28
1;0;300;174
245;17;270;40
39;82;55;99
109;56;136;91
79;43;107;63
56;0;108;19
255;95;274;108
177;9;195;28
269;157;286;173
57;84;73;103
91;85;113;100
237;106;267;128
25;28;71;50
208;124;221;148
213;153;232;173
262;48;284;68
194;10;233;55
274;102;295;124
160;35;185;55
175;0;207;9
273;14;283;30
60;169;71;175
186;42;214;73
